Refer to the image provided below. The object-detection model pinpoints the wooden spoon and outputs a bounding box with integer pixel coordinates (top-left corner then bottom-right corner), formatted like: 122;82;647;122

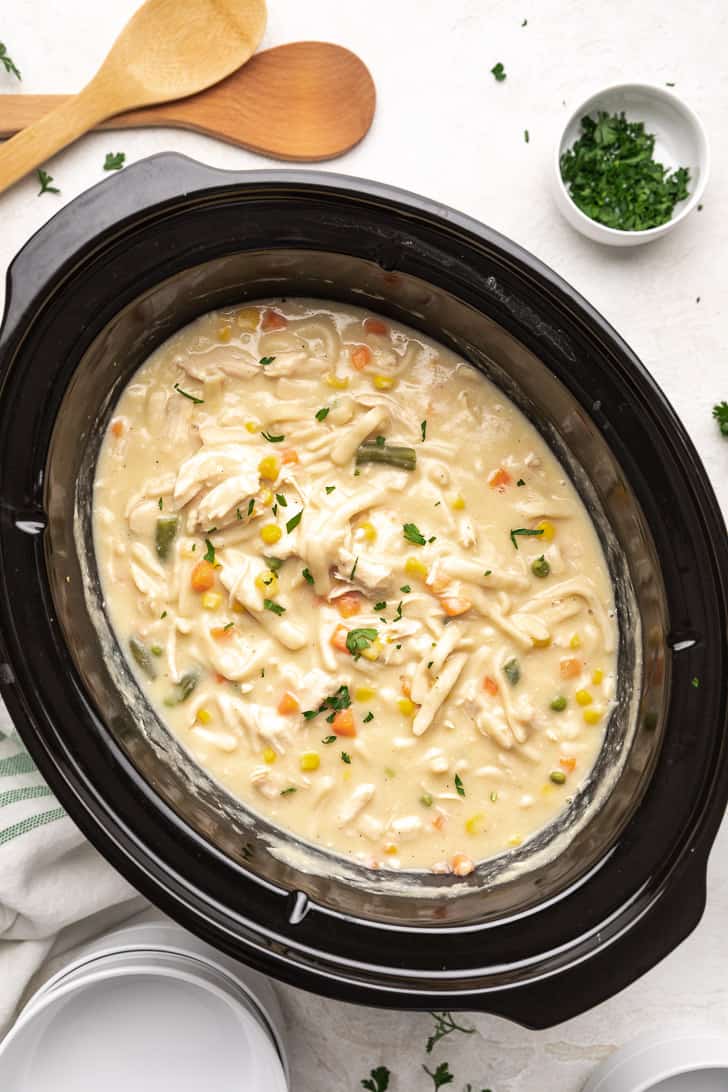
0;43;376;162
0;0;267;194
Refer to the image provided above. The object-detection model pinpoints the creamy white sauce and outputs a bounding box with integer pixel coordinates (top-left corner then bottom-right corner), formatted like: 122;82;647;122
93;299;617;874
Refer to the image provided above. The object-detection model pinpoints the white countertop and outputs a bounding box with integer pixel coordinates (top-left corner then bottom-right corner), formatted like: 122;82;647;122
1;2;727;1088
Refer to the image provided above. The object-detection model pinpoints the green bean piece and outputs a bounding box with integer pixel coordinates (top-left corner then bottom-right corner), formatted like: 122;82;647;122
155;515;178;560
531;554;550;578
355;443;417;471
420;793;433;807
163;669;200;706
550;695;567;712
503;658;521;686
129;637;157;680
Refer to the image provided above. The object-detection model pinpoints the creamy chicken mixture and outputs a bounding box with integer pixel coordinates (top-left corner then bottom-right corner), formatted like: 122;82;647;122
93;299;617;874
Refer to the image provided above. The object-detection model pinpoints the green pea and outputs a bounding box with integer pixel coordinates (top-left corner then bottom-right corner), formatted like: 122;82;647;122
503;658;521;686
550;695;567;712
550;770;567;785
420;793;433;807
531;554;550;578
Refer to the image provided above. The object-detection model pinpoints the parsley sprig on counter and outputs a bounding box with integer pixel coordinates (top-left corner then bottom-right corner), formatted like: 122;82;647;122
0;41;21;79
560;112;690;231
713;401;728;436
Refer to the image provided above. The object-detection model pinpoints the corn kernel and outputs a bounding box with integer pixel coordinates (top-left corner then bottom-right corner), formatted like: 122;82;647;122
325;372;350;390
575;689;592;706
383;842;398;855
592;669;604;685
258;455;280;482
201;592;222;611
361;638;382;662
300;752;320;772
404;556;428;579
465;813;485;835
536;519;555;541
507;835;522;847
258;489;273;507
398;697;416;717
450;495;466;510
217;325;232;343
584;708;603;725
355;686;377;702
569;633;582;649
255;570;279;597
236;307;259;330
533;635;551;648
263;747;277;764
196;708;213;725
245;420;258;433
232;600;245;613
372;374;396;390
260;524;282;545
356;520;377;543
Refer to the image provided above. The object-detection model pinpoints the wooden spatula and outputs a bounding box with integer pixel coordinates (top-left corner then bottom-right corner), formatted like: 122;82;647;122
0;0;267;194
0;42;376;163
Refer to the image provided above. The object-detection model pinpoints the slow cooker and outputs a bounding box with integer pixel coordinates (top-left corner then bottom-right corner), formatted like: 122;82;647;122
0;156;726;1027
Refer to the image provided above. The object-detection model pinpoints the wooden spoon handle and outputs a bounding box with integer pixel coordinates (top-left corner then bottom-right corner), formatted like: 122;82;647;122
0;80;109;193
0;94;183;137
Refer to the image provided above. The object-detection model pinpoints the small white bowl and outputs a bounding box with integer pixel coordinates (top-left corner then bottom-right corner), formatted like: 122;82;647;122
554;83;710;246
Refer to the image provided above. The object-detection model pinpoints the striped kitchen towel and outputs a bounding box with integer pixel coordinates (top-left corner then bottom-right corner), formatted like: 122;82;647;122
0;704;144;1036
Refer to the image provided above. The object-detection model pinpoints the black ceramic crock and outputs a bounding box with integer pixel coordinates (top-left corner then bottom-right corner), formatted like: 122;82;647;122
0;156;726;1027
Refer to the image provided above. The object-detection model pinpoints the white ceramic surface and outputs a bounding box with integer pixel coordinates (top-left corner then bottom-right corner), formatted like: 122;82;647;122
1;3;727;1090
554;83;709;246
582;1030;728;1091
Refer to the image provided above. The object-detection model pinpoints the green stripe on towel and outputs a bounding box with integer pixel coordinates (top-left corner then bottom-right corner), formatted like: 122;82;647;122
0;752;38;778
0;807;66;846
0;784;54;809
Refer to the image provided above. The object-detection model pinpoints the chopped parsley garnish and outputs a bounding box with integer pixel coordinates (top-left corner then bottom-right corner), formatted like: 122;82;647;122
261;430;285;443
275;493;287;507
374;601;387;611
426;1011;476;1054
160;611;167;619
236;509;243;522
322;735;336;744
259;356;276;365
375;435;386;447
302;567;314;585
393;601;403;622
400;585;411;594
315;407;330;421
521;17;528;25
427;660;433;669
361;1067;390;1092
363;711;374;723
692;676;700;688
510;527;544;549
158;497;163;510
303;685;352;720
503;657;521;685
286;510;303;533
421;420;427;441
516;478;525;486
484;569;492;576
454;773;465;797
263;598;285;615
666;81;675;87
713;401;728;436
491;61;506;82
423;1061;454;1089
203;538;215;564
325;485;336;494
524;129;529;143
0;42;21;79
223;621;234;631
346;627;378;659
37;168;59;195
247;498;255;516
280;787;297;796
350;556;359;580
341;751;352;764
264;556;283;571
403;522;427;545
173;382;204;404
103;152;125;171
560;112;691;231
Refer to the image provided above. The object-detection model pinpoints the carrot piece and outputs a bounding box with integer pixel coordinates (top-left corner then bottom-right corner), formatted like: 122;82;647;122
488;467;512;489
215;673;227;684
440;596;472;617
330;624;349;652
261;308;287;331
110;418;125;438
560;756;577;773
332;708;356;737
281;448;299;465
211;625;234;640
560;657;583;679
429;574;451;595
278;691;300;716
452;853;475;877
400;677;412;698
191;560;216;592
363;317;388;336
432;814;446;831
350;344;372;370
335;592;363;618
483;676;499;696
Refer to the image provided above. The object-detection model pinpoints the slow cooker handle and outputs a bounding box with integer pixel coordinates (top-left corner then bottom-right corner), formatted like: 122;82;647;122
0;153;232;352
